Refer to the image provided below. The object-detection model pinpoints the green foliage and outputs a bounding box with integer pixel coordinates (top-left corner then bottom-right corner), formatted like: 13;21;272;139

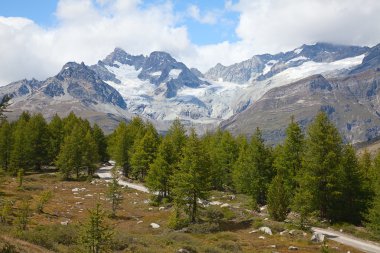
36;190;53;213
56;124;99;180
205;129;238;190
17;169;24;190
233;128;273;206
294;112;344;222
106;168;123;218
15;199;30;231
172;129;210;223
47;114;64;164
79;204;113;253
0;199;13;224
92;124;109;162
267;174;290;221
0;121;12;170
17;224;79;250
130;123;160;180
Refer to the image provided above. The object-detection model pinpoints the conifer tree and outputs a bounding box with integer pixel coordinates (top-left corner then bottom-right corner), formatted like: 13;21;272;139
47;114;64;163
293;112;344;221
79;204;113;253
93;124;108;162
233;128;273;206
232;139;260;207
0;120;12;170
172;129;210;223
267;173;290;221
130;123;159;180
56;125;85;179
82;130;100;177
206;129;238;190
166;118;187;167
107;168;123;218
146;136;175;198
9;118;29;173
25;114;50;170
340;145;367;223
108;122;130;173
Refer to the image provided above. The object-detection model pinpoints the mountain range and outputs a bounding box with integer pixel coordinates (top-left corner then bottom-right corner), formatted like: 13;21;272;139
1;42;380;143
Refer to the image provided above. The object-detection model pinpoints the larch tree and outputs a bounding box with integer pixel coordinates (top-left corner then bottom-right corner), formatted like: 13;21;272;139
172;129;210;223
130;123;160;180
293;112;344;222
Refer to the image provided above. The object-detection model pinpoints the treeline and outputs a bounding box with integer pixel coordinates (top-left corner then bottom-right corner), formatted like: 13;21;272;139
0;112;108;179
0;110;379;234
108;113;380;233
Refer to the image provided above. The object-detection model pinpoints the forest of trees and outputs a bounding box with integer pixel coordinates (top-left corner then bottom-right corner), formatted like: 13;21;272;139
0;110;379;235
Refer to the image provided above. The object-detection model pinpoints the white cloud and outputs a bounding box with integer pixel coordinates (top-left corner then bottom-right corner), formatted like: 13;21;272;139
0;0;190;85
1;0;380;85
187;4;218;25
232;0;380;54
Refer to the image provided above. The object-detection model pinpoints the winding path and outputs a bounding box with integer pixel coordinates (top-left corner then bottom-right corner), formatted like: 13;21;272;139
95;163;150;193
96;164;380;253
312;227;380;253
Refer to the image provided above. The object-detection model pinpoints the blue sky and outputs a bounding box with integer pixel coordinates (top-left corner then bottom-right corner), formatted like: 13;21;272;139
0;0;239;46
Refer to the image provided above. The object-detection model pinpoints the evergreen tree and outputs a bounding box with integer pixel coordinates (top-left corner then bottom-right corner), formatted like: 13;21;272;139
340;145;367;224
172;129;210;223
165;118;187;167
293;112;344;221
93;124;108;162
146;136;175;198
0;120;12;170
277;116;304;192
47;114;64;164
9;117;29;173
56;125;85;179
106;168;123;218
79;204;113;253
267;173;290;221
25;114;50;170
232;139;260;207
108;122;130;173
206;129;238;190
233;128;273;206
130;123;159;180
82;130;100;177
250;128;274;205
268;117;303;220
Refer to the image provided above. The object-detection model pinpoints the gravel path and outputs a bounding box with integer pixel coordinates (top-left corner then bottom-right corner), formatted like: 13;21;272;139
312;227;380;253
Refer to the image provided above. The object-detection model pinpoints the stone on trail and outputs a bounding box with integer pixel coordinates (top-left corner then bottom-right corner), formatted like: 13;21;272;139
150;223;160;229
288;246;298;250
311;232;325;243
259;226;273;235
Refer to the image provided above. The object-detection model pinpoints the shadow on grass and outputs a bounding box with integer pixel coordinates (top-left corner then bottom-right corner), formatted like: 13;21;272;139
219;219;253;232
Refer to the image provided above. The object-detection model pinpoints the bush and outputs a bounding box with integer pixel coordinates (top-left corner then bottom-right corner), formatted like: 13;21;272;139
17;224;79;250
217;240;242;252
187;222;220;234
205;207;224;223
168;210;189;230
0;243;19;253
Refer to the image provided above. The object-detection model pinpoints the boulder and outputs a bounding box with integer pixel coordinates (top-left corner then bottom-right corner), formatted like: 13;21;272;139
150;223;160;229
220;203;230;208
259;226;273;235
288;246;298;250
258;236;266;239
311;232;325;243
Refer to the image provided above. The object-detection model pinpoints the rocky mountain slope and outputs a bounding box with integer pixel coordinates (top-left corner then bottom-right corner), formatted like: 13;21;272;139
1;62;130;132
1;42;380;142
